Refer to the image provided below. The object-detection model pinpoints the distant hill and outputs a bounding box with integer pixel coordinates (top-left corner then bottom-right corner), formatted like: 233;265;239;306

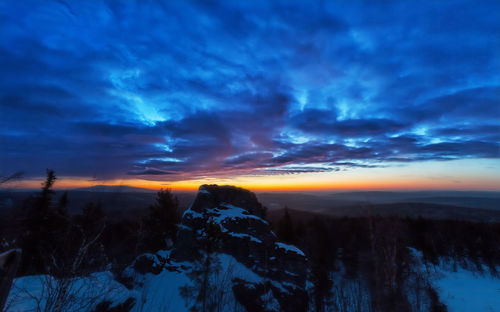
403;196;500;211
267;202;500;223
74;185;156;193
258;190;500;223
257;190;500;212
322;191;500;209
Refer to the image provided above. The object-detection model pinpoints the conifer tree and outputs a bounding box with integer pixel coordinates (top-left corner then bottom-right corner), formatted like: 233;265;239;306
19;169;67;274
277;207;296;244
140;189;180;253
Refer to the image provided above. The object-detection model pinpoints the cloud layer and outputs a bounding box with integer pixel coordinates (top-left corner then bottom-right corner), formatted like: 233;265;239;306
1;0;499;181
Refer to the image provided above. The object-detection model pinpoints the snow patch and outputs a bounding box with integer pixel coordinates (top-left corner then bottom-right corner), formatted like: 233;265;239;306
6;272;133;312
261;288;280;311
127;253;265;311
434;268;500;312
409;247;500;312
211;203;267;225
227;232;263;243
182;209;203;219
178;224;192;231
275;242;305;257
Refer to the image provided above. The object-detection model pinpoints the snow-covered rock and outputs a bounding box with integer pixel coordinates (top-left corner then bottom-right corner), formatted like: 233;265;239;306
167;185;308;311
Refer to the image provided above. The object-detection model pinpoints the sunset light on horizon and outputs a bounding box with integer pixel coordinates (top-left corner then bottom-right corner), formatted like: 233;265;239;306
10;158;500;192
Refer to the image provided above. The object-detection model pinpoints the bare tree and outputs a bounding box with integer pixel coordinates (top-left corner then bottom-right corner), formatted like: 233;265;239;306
6;271;126;312
4;221;126;312
181;218;229;312
0;172;24;185
329;278;372;312
368;216;409;311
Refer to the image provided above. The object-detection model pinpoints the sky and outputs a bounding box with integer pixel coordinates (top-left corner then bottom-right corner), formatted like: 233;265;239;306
1;0;499;191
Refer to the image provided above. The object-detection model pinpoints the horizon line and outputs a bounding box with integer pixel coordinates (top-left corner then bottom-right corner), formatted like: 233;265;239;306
3;183;500;193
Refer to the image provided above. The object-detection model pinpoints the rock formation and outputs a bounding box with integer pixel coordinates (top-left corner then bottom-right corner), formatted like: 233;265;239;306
171;185;308;311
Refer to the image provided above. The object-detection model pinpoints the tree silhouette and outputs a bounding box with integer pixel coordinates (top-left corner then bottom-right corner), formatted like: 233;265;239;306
140;189;180;253
19;169;68;275
277;207;296;244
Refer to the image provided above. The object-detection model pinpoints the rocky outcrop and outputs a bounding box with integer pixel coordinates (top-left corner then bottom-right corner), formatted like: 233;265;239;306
171;185;308;312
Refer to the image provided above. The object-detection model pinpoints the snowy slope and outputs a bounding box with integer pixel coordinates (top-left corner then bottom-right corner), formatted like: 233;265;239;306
434;268;500;312
127;251;260;311
5;272;133;312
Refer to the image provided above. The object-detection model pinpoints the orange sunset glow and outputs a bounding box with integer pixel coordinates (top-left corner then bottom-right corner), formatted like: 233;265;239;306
10;159;500;192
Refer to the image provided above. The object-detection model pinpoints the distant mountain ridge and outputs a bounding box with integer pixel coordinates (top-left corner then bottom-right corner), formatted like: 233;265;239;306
74;185;157;193
258;190;500;212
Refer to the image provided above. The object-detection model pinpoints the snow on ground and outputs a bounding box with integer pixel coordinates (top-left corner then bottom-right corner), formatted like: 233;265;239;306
130;253;262;312
131;265;191;311
408;247;500;312
261;288;280;311
217;253;265;284
5;271;133;312
434;267;500;312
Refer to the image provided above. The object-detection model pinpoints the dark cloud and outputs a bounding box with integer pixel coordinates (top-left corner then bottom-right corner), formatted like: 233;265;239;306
0;0;499;181
418;141;499;159
250;166;341;176
291;109;406;137
127;168;176;176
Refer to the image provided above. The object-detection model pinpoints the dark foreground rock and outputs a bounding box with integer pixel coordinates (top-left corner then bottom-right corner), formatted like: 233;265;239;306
171;185;308;312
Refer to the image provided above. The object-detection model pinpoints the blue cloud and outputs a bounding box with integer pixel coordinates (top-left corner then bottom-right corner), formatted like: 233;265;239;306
0;0;499;181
